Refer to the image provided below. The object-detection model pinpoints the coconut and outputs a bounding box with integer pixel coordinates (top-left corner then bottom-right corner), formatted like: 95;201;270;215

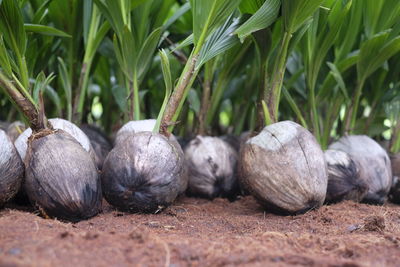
324;150;368;203
112;119;188;195
101;131;187;213
329;135;392;205
81;124;112;170
114;119;157;145
184;136;239;199
24;129;102;221
6;121;26;142
239;121;328;215
15;118;95;162
0;130;24;207
389;153;400;203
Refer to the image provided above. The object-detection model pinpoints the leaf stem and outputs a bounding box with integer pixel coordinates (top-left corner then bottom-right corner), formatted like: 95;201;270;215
344;79;365;134
266;31;292;122
0;71;45;132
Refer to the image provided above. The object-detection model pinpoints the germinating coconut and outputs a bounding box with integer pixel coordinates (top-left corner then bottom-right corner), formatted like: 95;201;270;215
239;121;328;215
329;135;392;205
25;129;102;221
0;130;23;207
81;124;112;170
101;131;187;213
184;136;239;199
324;150;368;203
15;118;95;161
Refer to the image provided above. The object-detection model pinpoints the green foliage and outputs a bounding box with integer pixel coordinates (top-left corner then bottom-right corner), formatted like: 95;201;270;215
0;0;399;147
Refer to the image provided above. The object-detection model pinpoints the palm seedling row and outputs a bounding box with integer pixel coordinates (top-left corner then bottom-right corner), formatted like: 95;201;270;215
1;0;400;222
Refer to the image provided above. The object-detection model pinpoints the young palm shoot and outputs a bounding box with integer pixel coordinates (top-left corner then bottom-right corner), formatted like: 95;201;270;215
0;1;101;222
101;50;187;213
101;0;244;211
237;0;329;214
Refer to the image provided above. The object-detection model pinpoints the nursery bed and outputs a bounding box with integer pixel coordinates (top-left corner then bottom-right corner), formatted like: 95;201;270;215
1;197;400;266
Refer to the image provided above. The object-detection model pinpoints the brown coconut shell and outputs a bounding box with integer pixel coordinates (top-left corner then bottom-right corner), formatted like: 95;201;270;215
329;135;392;205
184;136;239;199
239;121;328;215
25;130;102;222
101;131;187;213
324;150;368;203
0;130;24;207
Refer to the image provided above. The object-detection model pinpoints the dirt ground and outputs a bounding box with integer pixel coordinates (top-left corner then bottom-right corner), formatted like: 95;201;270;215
1;196;400;267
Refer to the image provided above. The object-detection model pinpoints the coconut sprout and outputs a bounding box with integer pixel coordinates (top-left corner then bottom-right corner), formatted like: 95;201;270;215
101;131;187;213
329;136;392;205
324;150;368;203
0;129;24;207
239;121;328;215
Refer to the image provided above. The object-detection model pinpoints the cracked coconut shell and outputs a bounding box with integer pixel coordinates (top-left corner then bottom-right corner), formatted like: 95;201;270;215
0;129;23;207
324;150;368;203
329;135;392;205
25;130;102;221
239;121;328;215
184;136;239;199
101;131;187;213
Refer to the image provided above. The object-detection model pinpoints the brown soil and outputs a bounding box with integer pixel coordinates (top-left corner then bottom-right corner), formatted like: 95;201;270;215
1;197;400;267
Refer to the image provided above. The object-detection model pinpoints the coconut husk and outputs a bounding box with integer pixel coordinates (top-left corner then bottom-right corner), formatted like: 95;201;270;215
15;118;95;162
0;130;24;207
24;130;102;222
101;131;187;213
114;119;157;145
324;150;368;203
239;121;328;215
329;135;392;205
184;136;239;200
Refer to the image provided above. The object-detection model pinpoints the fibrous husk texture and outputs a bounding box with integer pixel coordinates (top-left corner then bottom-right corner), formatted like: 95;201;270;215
81;124;112;170
324;150;368;203
15;118;95;161
184;136;238;199
25;130;102;222
329;135;392;205
239;121;328;215
389;153;400;204
0;130;24;207
101;131;187;213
